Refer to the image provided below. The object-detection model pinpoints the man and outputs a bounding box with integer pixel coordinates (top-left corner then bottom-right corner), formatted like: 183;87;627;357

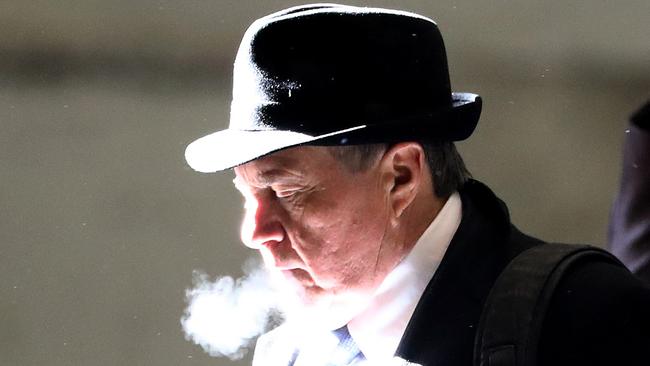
185;4;650;366
609;101;650;284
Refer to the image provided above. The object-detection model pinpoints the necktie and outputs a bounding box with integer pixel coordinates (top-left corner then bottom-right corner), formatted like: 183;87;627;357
325;326;366;366
286;325;366;366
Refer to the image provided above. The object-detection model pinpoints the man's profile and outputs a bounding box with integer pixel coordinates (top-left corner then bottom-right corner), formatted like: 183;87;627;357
184;4;650;366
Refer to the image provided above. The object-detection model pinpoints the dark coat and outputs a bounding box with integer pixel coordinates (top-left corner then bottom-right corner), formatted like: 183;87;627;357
397;180;650;366
608;101;650;284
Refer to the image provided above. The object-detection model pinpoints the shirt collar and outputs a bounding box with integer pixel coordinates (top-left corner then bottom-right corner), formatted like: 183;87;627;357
347;191;462;362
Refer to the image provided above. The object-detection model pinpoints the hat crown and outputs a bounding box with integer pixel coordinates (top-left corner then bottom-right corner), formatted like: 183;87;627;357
230;5;452;135
184;4;481;173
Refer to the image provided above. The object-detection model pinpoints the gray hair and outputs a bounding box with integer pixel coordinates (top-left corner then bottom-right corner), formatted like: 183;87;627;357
327;141;471;198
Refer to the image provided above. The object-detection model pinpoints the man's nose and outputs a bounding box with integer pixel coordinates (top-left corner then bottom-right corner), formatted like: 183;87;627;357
241;195;285;249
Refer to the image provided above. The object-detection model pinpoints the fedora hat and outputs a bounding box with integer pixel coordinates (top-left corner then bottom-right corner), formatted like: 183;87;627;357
186;3;481;172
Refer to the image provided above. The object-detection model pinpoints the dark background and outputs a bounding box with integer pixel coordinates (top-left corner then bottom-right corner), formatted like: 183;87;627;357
1;1;648;365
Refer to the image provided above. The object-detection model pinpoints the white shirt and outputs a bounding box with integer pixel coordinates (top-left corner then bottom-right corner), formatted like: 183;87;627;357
348;191;462;363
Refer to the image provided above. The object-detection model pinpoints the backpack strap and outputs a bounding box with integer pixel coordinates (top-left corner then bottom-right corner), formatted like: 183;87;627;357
473;243;624;366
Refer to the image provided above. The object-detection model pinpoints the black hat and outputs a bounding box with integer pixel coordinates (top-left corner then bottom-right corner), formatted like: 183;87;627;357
185;3;481;172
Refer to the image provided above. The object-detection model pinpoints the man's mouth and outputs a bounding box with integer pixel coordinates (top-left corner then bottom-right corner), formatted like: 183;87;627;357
282;268;315;287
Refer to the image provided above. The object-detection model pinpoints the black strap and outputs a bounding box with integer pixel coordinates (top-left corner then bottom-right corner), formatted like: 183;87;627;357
473;243;624;366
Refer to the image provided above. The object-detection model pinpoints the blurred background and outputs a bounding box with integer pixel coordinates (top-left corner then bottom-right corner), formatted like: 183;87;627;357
1;1;648;365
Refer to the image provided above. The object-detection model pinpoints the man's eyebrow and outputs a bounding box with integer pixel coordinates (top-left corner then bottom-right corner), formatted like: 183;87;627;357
233;169;297;187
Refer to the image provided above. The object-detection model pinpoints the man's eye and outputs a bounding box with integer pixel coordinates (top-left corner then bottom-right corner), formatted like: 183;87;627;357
275;190;297;199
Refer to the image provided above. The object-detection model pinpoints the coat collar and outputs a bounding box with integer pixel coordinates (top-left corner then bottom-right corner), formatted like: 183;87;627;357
395;180;534;365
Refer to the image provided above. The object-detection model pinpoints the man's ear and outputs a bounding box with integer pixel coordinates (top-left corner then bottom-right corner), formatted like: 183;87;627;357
379;142;426;218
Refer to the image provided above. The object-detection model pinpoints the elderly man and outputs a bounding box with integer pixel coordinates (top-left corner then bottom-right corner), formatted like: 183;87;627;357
185;4;650;366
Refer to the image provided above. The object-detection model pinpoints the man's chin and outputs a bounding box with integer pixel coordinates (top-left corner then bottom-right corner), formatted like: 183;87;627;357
281;298;352;332
267;271;343;330
268;272;367;330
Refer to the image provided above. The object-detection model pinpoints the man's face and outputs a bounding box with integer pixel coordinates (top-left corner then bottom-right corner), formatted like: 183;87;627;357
233;146;395;322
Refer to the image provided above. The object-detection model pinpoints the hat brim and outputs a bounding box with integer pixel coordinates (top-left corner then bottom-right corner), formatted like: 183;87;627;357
185;125;366;173
185;93;481;172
